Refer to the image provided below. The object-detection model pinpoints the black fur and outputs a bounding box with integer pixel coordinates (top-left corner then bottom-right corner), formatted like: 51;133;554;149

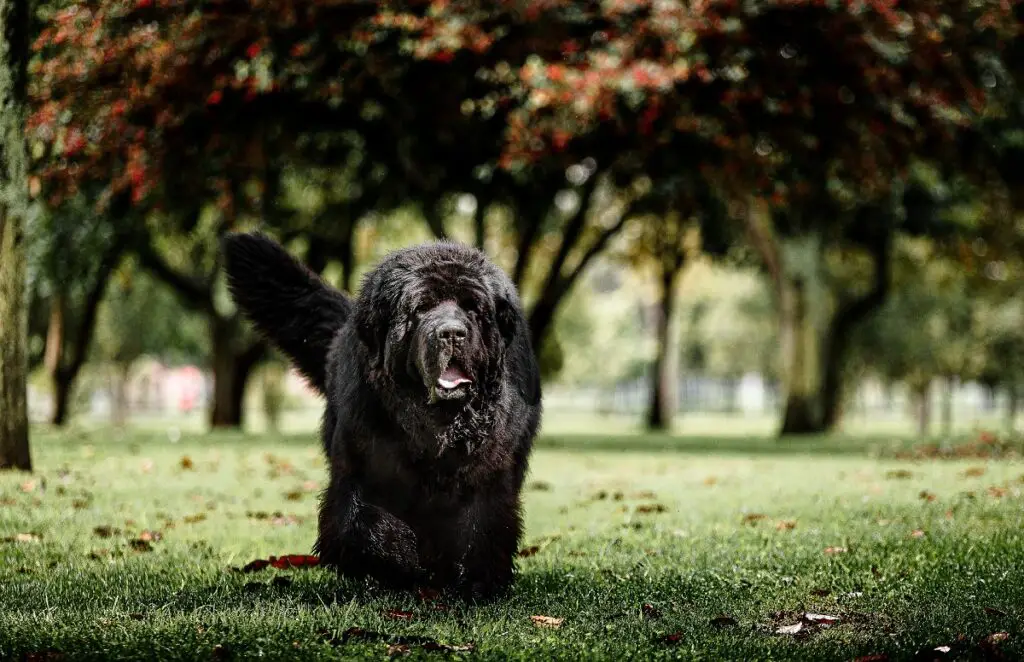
222;232;542;602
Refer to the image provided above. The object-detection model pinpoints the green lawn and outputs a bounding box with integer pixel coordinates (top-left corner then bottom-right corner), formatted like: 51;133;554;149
2;429;1023;661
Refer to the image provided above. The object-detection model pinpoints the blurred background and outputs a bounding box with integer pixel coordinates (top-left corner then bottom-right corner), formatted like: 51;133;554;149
1;0;1023;453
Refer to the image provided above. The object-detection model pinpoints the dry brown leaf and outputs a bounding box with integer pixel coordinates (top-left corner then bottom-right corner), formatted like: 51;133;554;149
642;604;662;620
919;490;937;502
531;615;563;629
911;529;926;538
518;545;541;558
285;491;303;501
775;622;803;635
885;470;913;480
824;546;848;555
386;644;410;656
635;503;667;514
183;513;207;524
776;520;797;531
962;467;986;477
180;456;194;470
743;513;768;524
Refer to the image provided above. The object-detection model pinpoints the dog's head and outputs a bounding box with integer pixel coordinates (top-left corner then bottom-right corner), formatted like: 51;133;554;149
354;242;522;410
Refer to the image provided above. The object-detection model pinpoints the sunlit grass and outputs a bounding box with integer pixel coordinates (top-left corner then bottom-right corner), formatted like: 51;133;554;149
1;429;1022;660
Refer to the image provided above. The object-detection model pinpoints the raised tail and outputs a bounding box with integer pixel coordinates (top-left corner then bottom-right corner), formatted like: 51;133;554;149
221;232;351;395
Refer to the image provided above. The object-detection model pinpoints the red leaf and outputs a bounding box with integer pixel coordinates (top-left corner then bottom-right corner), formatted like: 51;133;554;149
246;43;261;59
238;554;320;572
206;90;223;106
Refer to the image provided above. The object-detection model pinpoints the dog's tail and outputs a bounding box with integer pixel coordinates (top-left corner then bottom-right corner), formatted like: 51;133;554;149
221;232;351;395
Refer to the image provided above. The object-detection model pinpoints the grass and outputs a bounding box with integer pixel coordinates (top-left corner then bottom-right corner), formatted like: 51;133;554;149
2;428;1023;661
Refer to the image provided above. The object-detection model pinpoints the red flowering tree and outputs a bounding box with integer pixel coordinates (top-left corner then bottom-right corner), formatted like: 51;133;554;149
29;0;1019;432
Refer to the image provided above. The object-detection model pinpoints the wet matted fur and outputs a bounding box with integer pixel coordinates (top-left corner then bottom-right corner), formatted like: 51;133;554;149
222;233;542;601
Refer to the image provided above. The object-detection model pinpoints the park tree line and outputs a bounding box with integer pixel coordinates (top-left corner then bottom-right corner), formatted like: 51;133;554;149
2;0;1023;470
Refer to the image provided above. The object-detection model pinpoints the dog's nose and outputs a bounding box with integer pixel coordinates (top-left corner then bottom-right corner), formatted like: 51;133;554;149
437;320;467;343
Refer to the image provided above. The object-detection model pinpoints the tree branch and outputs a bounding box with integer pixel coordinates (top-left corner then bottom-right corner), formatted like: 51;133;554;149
135;239;213;312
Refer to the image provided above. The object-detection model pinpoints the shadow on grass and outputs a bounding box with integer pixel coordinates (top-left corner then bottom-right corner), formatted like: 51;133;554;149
534;433;919;458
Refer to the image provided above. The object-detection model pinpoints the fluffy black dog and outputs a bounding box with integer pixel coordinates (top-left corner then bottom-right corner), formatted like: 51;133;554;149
222;233;542;601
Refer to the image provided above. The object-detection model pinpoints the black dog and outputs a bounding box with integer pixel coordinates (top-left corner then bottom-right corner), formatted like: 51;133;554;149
222;233;542;601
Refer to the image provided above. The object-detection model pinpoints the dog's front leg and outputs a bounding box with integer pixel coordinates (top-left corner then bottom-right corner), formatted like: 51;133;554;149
315;476;424;588
454;482;523;602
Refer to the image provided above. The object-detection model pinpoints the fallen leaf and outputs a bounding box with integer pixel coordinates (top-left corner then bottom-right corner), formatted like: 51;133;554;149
93;525;119;538
919;490;937;502
911;529;926;538
635;503;667;514
824;546;848;555
988;486;1008;498
285;490;303;501
776;520;797;531
518;545;541;558
527;481;552;491
421;642;474;653
183;513;207;524
138;530;162;542
531;615;563;629
3;532;41;543
642;603;662;620
384;609;415;621
237;554;320;572
180;456;194;470
742;513;768;524
886;469;914;480
386;644;410;656
962;467;986;477
634;490;658;499
710;615;738;628
776;622;803;635
803;613;839;625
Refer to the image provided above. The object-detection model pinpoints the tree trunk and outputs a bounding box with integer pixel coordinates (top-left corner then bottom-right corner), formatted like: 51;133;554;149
0;0;32;471
111;363;131;427
914;381;932;437
208;316;265;428
777;234;828;435
51;370;74;427
646;267;681;431
941;376;955;436
1006;384;1018;436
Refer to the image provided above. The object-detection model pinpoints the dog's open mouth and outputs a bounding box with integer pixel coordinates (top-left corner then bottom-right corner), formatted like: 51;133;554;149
431;363;473;402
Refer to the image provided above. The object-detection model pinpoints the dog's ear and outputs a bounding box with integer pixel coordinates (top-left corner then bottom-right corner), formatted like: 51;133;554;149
495;294;519;345
354;274;389;364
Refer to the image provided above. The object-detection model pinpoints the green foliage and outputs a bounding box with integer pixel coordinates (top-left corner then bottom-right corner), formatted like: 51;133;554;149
92;261;207;367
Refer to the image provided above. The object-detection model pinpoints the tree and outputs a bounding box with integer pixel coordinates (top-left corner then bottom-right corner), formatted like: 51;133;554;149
0;0;32;471
92;260;207;425
34;203;127;425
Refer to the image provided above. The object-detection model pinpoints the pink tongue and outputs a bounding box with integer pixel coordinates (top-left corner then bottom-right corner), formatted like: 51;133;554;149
438;366;472;389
